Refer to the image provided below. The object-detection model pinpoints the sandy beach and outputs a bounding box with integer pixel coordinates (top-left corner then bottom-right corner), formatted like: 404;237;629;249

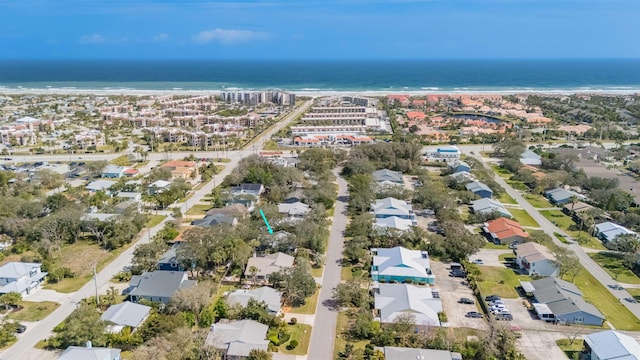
0;87;638;97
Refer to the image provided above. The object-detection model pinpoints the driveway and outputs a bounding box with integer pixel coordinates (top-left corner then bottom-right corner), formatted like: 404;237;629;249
517;330;568;360
471;248;513;267
431;261;487;330
24;289;68;304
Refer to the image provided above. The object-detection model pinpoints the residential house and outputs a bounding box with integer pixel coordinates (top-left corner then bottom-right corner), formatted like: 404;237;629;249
228;183;264;208
465;181;493;199
562;201;596;217
483;218;529;245
127;271;196;304
449;171;476;184
227;286;282;315
373;283;442;327
378;347;462;360
594;221;637;243
101;165;127;179
101;301;151;334
514;242;559;277
59;343;121;360
114;200;139;214
425;145;461;163
282;189;306;204
451;160;471;173
206;319;269;360
372;169;404;186
471;198;512;218
147;179;171;194
371;246;434;284
526;277;605;326
277;201;311;217
520;149;542;166
371;197;415;221
191;213;239;228
82;212;119;222
160;160;198;180
157;244;184;271
374;217;415;232
544;188;586;205
115;192;142;202
205;204;250;219
583;330;640;360
0;262;47;296
245;252;295;282
86;179;116;193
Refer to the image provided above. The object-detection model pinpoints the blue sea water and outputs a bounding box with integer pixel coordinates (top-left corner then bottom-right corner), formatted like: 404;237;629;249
0;59;638;93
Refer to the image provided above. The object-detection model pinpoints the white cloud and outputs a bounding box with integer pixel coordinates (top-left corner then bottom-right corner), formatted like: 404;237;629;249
193;28;268;45
153;33;169;42
79;34;106;44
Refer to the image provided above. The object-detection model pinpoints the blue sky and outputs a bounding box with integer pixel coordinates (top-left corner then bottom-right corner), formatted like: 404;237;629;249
0;0;638;60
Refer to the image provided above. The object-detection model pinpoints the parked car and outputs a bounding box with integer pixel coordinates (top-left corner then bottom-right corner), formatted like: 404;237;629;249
608;284;624;290
492;308;511;315
485;295;501;301
465;311;484;318
472;259;484;265
624;297;638;303
458;298;475;304
15;324;26;333
489;304;506;312
450;269;466;278
489;300;505;306
495;313;513;321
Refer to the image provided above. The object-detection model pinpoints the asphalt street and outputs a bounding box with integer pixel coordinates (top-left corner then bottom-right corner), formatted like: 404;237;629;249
307;169;349;360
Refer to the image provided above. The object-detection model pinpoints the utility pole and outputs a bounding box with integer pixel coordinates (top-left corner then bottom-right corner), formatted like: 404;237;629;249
93;264;99;306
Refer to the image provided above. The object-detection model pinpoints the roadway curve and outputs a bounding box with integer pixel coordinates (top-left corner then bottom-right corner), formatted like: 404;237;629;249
0;100;312;360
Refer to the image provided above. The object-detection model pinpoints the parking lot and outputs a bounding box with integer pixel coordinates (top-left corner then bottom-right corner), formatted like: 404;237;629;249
431;261;487;330
470;248;513;267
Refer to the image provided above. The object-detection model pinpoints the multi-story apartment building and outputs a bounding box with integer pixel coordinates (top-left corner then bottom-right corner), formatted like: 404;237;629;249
74;130;106;149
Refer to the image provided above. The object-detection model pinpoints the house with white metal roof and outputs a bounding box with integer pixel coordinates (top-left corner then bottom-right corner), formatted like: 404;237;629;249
373;283;442;327
595;221;637;243
584;330;640;360
101;301;151;333
371;246;434;284
471;198;512;218
206;319;269;359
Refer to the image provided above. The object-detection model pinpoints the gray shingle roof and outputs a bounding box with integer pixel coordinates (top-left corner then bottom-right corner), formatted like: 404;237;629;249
530;277;604;320
374;283;442;326
129;271;196;299
227;286;282;314
372;169;403;184
206;319;269;357
59;346;121;360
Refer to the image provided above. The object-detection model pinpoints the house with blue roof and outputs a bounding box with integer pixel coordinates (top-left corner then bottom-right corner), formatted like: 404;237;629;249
594;221;637;243
101;165;127;179
465;181;493;199
157;243;184;271
451;160;471;173
544;188;586;205
371;246;434;284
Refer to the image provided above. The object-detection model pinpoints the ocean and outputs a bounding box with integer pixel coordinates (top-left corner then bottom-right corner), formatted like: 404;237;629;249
0;59;638;94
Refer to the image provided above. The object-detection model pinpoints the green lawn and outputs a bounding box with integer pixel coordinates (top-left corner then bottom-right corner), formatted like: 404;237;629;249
505;179;529;191
565;269;640;330
490;164;512;179
7;301;60;322
278;324;312;355
334;312;369;358
497;192;517;205
289;287;320;315
523;193;553;208
45;276;91;293
310;265;324;278
556;339;584;359
498;253;516;262
540;210;606;250
146;214;166;228
483;242;509;250
341;266;353;281
185;204;211;216
589;252;640;284
477;266;530;298
509;209;540;227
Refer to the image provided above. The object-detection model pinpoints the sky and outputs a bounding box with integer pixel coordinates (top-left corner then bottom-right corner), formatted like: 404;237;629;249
0;0;638;60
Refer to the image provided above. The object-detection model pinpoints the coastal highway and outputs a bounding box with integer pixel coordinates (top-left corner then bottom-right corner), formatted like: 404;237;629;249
0;100;312;360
